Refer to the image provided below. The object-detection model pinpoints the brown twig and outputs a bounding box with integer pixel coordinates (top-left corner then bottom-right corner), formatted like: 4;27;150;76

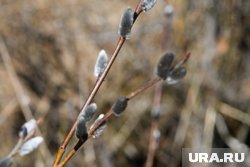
53;36;125;166
145;81;163;167
145;122;159;167
126;78;161;100
57;76;161;167
57;47;192;166
52;1;145;166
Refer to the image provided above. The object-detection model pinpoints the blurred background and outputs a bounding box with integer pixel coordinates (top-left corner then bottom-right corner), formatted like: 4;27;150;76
0;0;249;166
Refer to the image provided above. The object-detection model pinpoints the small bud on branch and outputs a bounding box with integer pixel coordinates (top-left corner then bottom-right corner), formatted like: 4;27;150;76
94;50;108;77
75;117;88;141
166;66;186;84
93;123;106;139
157;52;190;84
112;96;128;116
19;136;43;156
19;119;37;138
157;52;174;80
142;0;157;12
80;103;97;122
119;7;134;38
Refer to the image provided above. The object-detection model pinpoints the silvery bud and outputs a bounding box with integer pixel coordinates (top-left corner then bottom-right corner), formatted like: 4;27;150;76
90;114;105;129
94;50;108;77
19;136;43;156
112;96;128;116
93;123;106;139
19;119;37;138
75;117;88;141
164;5;174;17
151;106;160;120
142;0;157;12
90;114;107;139
157;52;174;80
80;103;97;122
166;66;186;84
153;129;161;143
118;7;134;38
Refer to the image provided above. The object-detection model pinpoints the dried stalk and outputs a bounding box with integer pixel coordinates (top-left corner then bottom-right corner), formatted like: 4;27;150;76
145;81;163;167
0;38;52;165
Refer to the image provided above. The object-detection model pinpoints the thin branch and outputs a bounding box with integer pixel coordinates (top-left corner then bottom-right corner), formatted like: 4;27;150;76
53;1;145;165
145;122;159;167
57;77;162;167
145;81;163;167
57;47;192;166
126;78;161;100
53;36;126;166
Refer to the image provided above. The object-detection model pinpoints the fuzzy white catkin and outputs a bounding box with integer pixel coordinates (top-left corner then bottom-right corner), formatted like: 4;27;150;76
153;129;161;140
90;114;107;139
90;114;104;130
111;96;128;116
20;119;37;137
19;136;43;156
164;5;174;17
118;7;134;38
93;123;106;139
142;0;157;12
80;103;97;122
94;50;108;77
165;66;186;84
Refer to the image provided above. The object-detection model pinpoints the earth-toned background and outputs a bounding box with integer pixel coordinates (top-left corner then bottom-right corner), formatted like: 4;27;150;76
0;0;249;166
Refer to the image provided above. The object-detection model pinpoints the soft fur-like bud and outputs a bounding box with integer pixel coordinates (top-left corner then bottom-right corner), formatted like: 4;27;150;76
93;123;106;139
80;103;97;122
75;117;88;141
142;0;157;12
157;52;174;80
19;119;37;138
166;66;186;84
94;50;108;77
118;7;134;38
19;136;43;156
112;96;128;116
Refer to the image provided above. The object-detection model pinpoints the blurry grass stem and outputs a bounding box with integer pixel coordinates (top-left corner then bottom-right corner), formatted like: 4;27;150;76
0;38;52;165
145;81;163;167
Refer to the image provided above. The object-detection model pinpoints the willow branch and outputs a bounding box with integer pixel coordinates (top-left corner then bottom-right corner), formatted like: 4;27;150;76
57;77;161;167
52;1;144;166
